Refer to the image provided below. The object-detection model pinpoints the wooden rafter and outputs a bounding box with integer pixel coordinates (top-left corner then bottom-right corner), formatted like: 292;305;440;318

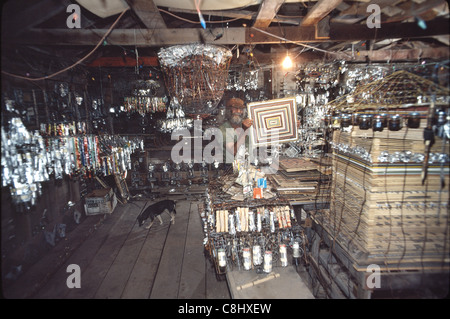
2;0;70;37
301;0;343;26
164;8;301;26
4;17;448;47
125;0;166;29
253;0;285;28
331;46;450;62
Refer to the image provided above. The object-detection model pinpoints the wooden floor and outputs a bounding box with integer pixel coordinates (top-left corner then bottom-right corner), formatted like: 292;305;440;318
3;198;230;299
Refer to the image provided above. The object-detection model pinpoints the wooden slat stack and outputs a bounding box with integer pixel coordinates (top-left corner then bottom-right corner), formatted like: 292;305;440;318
321;122;449;266
268;157;331;202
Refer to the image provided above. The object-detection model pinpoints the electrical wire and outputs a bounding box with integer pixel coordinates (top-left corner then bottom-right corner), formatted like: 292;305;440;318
194;0;207;29
251;26;352;58
1;8;130;82
158;8;242;25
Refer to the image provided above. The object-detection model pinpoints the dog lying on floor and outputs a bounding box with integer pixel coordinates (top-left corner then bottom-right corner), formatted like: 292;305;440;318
137;200;177;229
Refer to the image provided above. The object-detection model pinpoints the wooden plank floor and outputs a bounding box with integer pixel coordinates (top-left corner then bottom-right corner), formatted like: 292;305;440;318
3;198;230;299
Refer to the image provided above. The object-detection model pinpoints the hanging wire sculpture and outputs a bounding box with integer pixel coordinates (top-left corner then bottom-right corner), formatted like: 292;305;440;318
158;44;232;117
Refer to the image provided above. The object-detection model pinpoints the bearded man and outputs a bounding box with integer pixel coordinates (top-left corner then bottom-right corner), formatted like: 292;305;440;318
219;97;253;164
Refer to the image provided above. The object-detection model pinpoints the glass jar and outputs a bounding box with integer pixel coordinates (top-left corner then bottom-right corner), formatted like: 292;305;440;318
388;114;402;131
379;113;388;127
373;115;385;132
435;110;446;126
340;114;352;128
407;112;421;128
358;114;372;130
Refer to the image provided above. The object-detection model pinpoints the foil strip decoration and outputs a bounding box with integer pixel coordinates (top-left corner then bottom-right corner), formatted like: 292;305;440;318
158;44;232;68
330;141;373;163
378;151;449;164
227;69;260;91
122;80;168;115
157;97;193;133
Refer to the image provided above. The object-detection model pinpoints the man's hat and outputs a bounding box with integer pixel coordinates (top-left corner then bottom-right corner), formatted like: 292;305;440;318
226;97;245;108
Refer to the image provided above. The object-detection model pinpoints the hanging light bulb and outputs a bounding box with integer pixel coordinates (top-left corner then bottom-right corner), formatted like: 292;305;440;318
282;53;293;69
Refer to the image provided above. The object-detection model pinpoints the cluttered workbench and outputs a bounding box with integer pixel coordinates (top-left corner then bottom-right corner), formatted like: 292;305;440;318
197;157;330;299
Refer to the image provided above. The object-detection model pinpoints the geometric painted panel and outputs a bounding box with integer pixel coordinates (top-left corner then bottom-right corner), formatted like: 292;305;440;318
247;97;298;146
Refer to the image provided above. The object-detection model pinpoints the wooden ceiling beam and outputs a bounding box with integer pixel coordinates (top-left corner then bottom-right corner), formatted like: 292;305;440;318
85;46;449;68
301;0;343;26
5;18;448;46
2;0;70;37
165;8;301;25
253;0;285;28
87;56;159;67
331;46;450;62
125;0;167;29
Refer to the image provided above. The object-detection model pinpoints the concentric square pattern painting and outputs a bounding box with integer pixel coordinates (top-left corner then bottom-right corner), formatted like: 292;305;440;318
247;97;298;146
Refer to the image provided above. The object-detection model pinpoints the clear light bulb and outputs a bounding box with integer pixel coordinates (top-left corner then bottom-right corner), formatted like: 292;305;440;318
282;55;293;69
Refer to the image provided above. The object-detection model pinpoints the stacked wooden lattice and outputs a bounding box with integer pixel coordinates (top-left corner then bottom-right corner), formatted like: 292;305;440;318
327;70;449;111
320;123;449;263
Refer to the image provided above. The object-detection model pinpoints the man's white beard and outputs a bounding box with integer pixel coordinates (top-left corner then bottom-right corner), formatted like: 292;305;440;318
230;114;243;126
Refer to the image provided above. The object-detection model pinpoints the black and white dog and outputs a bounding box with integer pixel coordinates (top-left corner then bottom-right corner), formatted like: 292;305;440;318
137;200;177;229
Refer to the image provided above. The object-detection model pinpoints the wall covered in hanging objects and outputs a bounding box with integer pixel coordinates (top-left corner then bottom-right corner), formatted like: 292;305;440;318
1;116;143;211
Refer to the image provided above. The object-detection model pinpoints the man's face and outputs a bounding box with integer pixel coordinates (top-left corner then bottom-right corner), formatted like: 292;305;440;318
229;106;243;126
230;106;243;115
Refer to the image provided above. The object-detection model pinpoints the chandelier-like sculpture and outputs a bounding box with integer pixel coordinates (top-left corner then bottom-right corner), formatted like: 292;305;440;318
158;44;232;117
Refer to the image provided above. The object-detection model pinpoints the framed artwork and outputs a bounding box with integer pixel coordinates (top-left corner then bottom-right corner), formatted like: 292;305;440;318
247;97;298;146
